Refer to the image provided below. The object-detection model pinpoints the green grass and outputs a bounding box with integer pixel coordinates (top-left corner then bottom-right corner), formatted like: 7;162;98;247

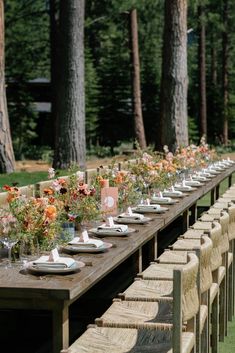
197;173;235;209
0;170;72;188
0;171;48;188
219;319;235;352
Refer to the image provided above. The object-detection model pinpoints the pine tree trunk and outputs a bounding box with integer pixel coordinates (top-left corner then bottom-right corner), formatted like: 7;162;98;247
0;0;15;173
130;9;147;149
53;0;86;169
222;0;229;145
49;0;59;150
159;0;188;152
198;3;207;141
211;35;217;86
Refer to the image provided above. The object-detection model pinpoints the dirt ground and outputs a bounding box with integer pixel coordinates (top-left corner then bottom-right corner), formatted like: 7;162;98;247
15;155;129;172
15;152;235;173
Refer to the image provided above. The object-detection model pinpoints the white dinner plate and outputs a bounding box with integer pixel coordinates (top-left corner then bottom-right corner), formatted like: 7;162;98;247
89;227;136;237
26;260;85;274
174;186;196;192
61;242;113;253
150;197;178;205
113;216;152;224
132;206;168;214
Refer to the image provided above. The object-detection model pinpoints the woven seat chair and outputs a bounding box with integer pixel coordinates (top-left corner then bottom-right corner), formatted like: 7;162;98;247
206;205;235;319
191;220;228;341
155;236;212;353
0;192;8;208
61;253;199;353
0;185;35;209
61;324;195;353
89;252;199;353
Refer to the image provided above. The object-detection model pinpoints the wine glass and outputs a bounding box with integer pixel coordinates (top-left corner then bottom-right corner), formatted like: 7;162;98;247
0;235;18;268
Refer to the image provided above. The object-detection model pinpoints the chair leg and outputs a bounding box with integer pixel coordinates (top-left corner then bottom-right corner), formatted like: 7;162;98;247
211;292;219;353
219;275;226;341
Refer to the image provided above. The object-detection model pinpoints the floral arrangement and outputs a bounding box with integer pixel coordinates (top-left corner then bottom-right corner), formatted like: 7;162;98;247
2;185;62;251
44;170;101;226
92;164;140;211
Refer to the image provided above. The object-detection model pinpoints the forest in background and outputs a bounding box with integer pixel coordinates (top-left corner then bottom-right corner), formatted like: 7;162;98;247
4;0;235;160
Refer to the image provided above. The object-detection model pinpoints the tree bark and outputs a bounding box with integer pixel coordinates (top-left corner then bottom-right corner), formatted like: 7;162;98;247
222;0;229;145
0;0;15;173
49;0;59;150
130;9;147;149
211;35;217;86
198;3;207;141
53;0;86;169
159;0;188;152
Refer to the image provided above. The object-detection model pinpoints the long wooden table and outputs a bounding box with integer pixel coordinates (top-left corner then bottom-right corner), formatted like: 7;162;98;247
0;165;234;353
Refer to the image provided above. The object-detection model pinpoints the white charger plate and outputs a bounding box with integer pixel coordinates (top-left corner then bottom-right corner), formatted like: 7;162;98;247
89;227;136;237
26;260;85;274
62;242;113;253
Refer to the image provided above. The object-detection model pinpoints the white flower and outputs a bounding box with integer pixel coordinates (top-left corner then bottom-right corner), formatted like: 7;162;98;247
48;167;55;179
76;171;85;182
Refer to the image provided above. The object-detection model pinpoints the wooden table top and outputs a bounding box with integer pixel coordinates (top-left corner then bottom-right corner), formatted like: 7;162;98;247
0;164;234;304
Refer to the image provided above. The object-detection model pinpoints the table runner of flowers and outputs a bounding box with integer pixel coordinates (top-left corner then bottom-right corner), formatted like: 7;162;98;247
0;140;224;254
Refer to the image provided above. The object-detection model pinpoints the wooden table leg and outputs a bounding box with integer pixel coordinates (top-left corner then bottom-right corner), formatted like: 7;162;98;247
182;209;189;233
52;301;69;353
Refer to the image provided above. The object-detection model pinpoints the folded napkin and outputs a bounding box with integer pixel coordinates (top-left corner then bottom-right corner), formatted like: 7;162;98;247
192;174;207;181
136;204;161;211
163;190;183;197
151;196;172;203
69;237;104;248
97;224;128;232
174;183;192;190
118;212;145;220
33;255;75;268
184;180;202;186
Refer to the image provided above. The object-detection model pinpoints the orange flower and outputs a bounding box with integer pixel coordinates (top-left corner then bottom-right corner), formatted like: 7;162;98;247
114;174;123;184
43;188;54;195
44;205;57;221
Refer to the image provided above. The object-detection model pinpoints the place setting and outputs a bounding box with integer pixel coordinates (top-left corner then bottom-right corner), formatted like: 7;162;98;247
61;229;113;253
24;248;85;275
113;206;152;224
162;186;185;198
88;216;136;237
132;198;169;214
173;179;197;192
150;191;179;205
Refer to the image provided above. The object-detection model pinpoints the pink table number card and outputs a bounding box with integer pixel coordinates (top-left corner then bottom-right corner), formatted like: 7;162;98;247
101;187;118;216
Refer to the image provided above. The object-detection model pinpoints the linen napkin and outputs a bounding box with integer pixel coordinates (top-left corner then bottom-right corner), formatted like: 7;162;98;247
117;212;145;220
97;223;128;233
162;187;183;197
135;203;161;212
69;236;104;248
174;182;192;190
151;194;172;203
117;207;145;220
33;248;75;268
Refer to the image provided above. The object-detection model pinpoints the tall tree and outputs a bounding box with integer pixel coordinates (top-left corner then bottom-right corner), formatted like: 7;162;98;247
129;8;146;149
198;1;207;140
53;0;85;169
159;0;188;151
222;0;229;145
0;0;15;173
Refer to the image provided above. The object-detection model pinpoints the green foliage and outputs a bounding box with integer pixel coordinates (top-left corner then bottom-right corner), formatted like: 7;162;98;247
3;0;235;159
5;0;50;159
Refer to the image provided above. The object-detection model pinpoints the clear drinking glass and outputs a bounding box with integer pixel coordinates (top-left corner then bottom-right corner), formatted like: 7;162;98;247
0;235;18;268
